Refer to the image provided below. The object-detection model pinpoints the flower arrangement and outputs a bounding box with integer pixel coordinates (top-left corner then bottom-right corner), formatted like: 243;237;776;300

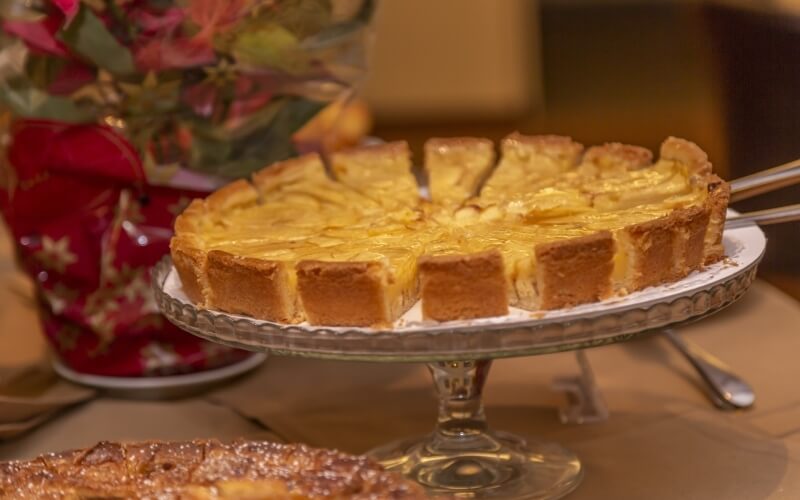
0;0;372;182
0;0;373;376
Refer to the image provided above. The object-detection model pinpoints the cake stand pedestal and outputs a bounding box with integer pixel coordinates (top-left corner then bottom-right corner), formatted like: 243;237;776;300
153;224;765;499
369;359;582;498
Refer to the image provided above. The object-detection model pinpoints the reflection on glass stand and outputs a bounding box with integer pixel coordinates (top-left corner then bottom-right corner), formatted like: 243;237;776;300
370;359;583;498
553;350;610;425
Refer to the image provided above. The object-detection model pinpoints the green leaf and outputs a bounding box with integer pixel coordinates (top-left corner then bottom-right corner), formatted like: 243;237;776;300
233;23;308;73
189;96;325;178
118;74;182;116
0;86;94;122
227;99;284;140
265;0;333;39
190;129;233;172
58;5;136;77
25;54;66;90
269;96;327;139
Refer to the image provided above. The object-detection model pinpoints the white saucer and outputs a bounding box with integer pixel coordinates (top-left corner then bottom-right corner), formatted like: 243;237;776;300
52;353;267;400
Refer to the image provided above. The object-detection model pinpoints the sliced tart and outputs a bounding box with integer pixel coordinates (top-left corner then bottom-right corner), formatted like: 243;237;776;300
171;134;729;326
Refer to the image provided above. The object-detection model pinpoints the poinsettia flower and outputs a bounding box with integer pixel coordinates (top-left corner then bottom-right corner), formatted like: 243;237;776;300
52;0;79;25
134;37;215;72
2;17;70;57
187;0;250;43
131;7;185;34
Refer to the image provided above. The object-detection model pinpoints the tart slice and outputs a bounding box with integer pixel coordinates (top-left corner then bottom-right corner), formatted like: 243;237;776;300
418;249;509;321
479;134;584;204
478;134;589;221
424;137;495;207
330;141;420;210
297;247;419;327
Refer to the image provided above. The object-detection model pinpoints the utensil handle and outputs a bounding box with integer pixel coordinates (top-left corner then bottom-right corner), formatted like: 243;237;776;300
729;158;800;202
725;204;800;229
662;329;755;409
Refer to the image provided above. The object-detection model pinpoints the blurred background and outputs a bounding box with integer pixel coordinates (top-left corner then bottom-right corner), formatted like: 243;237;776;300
359;0;800;300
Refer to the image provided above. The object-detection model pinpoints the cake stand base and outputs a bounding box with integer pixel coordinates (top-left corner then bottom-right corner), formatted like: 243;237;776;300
371;431;582;499
367;360;583;499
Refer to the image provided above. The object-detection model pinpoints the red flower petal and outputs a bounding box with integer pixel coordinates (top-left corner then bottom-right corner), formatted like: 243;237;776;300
2;17;70;57
52;0;79;24
132;7;185;33
48;62;96;95
187;0;248;43
134;37;216;72
228;77;274;124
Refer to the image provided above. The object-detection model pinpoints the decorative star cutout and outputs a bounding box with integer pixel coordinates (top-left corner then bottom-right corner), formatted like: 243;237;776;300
34;236;78;273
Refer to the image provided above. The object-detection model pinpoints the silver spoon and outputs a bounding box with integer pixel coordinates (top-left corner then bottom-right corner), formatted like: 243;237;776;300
662;328;755;410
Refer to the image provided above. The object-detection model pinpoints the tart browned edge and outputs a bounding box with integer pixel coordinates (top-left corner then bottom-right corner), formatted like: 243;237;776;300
170;135;730;327
0;439;427;499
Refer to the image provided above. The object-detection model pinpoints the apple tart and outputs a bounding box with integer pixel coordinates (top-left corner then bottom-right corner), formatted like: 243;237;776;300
171;134;729;327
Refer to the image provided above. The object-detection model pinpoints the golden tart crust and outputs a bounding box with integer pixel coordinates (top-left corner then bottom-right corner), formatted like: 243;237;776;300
171;134;730;327
418;249;509;321
0;440;426;499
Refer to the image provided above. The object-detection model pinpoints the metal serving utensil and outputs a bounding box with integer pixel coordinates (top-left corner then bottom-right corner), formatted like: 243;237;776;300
662;328;755;410
725;204;800;229
724;157;800;228
729;157;800;202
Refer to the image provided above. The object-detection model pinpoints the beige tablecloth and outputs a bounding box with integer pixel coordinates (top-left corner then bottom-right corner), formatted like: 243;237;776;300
2;221;800;498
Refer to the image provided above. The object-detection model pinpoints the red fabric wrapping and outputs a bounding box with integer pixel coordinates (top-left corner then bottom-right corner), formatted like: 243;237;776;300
0;119;250;376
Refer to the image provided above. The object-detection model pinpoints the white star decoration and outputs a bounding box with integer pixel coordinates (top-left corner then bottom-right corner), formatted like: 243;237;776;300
34;236;78;273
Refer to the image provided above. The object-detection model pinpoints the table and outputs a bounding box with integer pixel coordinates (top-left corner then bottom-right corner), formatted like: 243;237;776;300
2;223;800;499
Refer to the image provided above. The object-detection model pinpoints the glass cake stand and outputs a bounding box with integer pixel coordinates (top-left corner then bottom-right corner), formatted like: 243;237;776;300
153;223;765;499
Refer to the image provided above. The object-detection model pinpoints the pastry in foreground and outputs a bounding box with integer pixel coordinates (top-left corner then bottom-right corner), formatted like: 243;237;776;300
0;440;427;499
171;133;729;327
